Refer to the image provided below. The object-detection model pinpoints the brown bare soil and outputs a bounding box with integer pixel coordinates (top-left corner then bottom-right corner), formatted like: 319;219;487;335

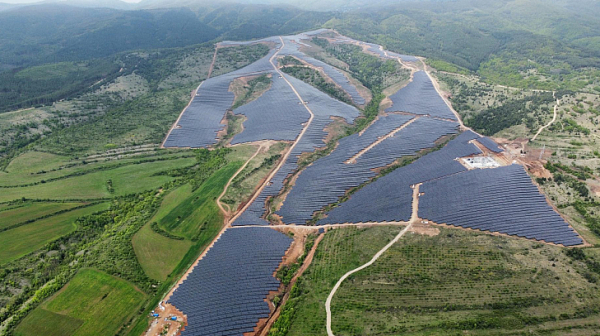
322;117;350;144
255;232;325;336
592;184;600;197
410;223;440;236
380;96;393;111
345;117;418;164
492;137;553;178
143;302;186;336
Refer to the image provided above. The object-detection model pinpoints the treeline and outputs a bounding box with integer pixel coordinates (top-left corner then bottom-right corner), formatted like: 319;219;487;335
466;92;555;135
150;222;184;240
281;66;353;105
160;148;231;191
314;38;403;91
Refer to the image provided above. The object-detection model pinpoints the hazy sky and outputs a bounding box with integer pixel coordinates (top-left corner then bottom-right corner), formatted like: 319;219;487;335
2;0;142;3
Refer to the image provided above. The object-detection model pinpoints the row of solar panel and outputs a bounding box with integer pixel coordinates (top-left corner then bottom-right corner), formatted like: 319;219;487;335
385;71;458;121
419;164;583;246
277;117;459;224
279;36;366;105
169;227;293;336
318;131;481;224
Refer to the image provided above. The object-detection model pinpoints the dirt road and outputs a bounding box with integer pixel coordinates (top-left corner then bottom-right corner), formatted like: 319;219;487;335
216;144;263;217
257;232;326;336
325;184;421;336
421;60;465;128
532;92;559;142
207;46;220;79
380;47;466;129
345;117;419;164
228;36;316;225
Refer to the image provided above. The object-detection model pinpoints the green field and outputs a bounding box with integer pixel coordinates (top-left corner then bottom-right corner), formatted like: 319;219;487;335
0;157;195;202
4;151;67;175
0;202;83;229
15;268;145;336
132;222;192;282
133;159;244;281
0;203;109;265
14;308;83;336
132;184;195;281
274;227;600;336
0;150;194;187
159;162;242;239
222;142;287;211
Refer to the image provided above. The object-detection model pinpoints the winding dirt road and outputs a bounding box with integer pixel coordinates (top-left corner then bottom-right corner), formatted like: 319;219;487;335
532;92;559;142
325;184;421;336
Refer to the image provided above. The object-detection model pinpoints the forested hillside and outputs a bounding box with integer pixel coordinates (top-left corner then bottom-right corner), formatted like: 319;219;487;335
323;0;600;90
0;4;328;70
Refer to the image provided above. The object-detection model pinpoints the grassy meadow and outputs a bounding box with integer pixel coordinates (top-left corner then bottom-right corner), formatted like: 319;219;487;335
272;227;600;336
0;157;195;202
159;162;242;239
0;202;82;229
0;203;109;265
14;269;145;336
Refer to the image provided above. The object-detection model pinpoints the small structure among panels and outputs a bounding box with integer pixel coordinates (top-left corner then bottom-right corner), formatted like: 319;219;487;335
277;116;459;224
168;227;293;336
318;131;481;224
419;164;583;246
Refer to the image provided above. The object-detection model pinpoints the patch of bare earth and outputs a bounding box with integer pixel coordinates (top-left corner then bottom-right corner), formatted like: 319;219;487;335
143;303;186;336
229;73;273;109
254;229;325;336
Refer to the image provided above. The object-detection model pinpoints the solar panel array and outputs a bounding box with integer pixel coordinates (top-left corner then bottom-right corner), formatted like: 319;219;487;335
162;31;585;336
387;51;419;62
169;227;293;336
230;72;310;144
419;164;583;246
364;42;389;59
318;131;481;224
277;116;459;224
163;44;280;148
476;136;505;153
232;74;361;226
162;75;234;148
163;30;423;149
385;71;458;121
279;36;366;105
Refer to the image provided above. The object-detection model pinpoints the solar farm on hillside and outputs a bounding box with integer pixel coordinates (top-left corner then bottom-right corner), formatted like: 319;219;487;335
156;29;584;336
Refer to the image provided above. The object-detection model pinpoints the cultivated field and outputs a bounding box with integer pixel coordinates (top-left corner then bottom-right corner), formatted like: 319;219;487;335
0;203;109;265
0;202;82;229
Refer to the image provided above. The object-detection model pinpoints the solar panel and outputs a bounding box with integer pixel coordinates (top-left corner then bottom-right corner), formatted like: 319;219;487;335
169;227;293;336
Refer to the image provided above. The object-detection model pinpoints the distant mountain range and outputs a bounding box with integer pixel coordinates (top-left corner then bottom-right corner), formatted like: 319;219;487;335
1;0;599;76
